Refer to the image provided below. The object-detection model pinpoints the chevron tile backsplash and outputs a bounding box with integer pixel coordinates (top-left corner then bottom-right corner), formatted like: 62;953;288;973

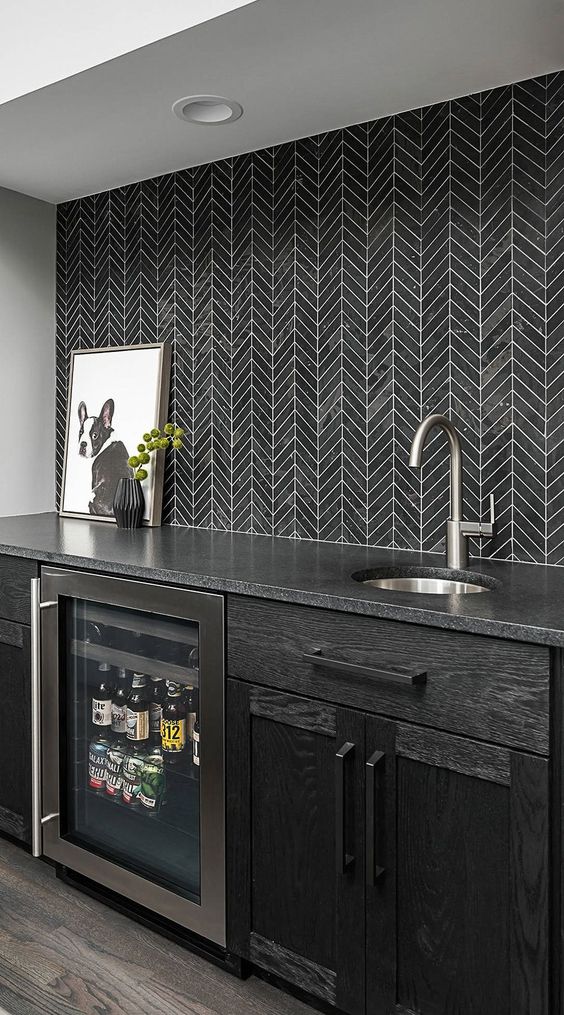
56;72;564;564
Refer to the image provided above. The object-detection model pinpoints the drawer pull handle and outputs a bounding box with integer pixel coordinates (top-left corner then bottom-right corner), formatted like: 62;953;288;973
366;749;386;885
303;650;427;687
336;741;355;875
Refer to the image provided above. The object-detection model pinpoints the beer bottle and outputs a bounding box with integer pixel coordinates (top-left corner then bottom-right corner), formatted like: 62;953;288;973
192;717;200;768
185;686;198;754
111;667;129;741
92;662;114;729
149;676;166;743
161;681;187;762
126;673;149;742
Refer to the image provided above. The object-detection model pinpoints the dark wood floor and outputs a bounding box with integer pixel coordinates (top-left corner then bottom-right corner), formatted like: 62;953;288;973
0;838;314;1015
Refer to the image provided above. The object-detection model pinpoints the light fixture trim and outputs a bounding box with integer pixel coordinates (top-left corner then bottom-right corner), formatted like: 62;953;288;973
172;94;243;125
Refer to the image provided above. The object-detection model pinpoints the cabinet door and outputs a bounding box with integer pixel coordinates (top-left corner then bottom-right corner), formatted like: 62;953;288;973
227;679;365;1014
365;716;549;1015
0;619;31;843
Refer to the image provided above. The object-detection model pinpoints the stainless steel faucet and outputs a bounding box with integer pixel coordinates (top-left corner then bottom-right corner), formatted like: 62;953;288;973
409;414;495;570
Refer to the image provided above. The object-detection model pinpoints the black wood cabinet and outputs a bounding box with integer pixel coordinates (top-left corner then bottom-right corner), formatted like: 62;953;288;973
227;680;366;1013
227;680;550;1015
365;716;549;1015
0;618;31;844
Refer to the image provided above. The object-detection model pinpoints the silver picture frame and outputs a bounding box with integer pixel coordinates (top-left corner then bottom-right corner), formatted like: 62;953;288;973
60;342;172;526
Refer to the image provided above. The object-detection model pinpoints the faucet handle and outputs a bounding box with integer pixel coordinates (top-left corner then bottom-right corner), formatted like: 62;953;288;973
477;493;495;539
459;494;496;540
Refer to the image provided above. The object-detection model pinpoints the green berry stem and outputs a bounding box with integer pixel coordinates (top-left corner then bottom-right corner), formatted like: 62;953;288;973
128;422;185;482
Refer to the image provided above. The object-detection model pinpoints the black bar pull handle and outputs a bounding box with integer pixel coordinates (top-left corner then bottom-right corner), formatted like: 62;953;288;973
366;749;386;886
336;741;355;875
304;649;427;687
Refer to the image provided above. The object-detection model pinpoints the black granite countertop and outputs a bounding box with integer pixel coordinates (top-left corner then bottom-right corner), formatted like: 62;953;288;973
0;512;560;647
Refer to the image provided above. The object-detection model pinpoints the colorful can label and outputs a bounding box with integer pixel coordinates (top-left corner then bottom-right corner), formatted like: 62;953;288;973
88;739;109;790
105;744;125;797
161;718;186;753
92;698;112;726
122;752;144;804
139;754;166;811
126;707;149;741
111;701;127;735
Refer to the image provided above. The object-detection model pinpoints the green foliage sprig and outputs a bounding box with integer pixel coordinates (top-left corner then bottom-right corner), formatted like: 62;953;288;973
127;423;184;481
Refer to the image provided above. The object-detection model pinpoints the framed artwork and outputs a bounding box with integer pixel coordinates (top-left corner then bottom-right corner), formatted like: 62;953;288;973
60;343;172;526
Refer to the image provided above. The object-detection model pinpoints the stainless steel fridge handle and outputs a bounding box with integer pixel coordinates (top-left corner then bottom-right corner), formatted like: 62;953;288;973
30;578;58;858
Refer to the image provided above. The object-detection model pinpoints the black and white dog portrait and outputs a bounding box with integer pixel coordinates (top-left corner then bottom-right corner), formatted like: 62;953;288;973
77;398;130;515
61;343;171;525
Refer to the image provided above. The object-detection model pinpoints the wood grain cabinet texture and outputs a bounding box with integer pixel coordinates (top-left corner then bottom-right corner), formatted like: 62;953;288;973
226;596;550;755
0;555;38;625
226;597;554;1015
0;618;31;843
0;556;37;845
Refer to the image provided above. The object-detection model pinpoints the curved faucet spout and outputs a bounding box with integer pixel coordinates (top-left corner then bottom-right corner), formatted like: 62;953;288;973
409;414;463;522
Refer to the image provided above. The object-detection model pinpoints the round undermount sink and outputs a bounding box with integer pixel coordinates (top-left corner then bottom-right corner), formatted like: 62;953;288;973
351;565;500;595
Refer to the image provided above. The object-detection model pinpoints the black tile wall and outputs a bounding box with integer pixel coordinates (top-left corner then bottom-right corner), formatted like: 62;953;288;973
56;72;564;563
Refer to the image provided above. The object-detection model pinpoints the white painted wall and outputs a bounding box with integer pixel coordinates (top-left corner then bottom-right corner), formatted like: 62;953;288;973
0;187;56;516
0;0;257;105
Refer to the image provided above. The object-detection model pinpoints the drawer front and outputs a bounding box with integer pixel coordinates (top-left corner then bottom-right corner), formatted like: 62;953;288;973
227;596;550;754
0;555;38;624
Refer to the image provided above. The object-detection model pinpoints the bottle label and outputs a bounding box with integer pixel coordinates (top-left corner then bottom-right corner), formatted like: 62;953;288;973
150;702;163;736
88;742;109;789
193;730;200;766
111;702;126;734
92;699;112;726
187;712;196;741
161;718;186;752
126;707;149;741
105;747;124;796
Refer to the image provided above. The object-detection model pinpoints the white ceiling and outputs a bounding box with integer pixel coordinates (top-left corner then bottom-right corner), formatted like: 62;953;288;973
1;0;563;204
0;0;256;104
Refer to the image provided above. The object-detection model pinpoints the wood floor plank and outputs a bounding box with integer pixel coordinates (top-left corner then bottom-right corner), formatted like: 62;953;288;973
0;839;314;1015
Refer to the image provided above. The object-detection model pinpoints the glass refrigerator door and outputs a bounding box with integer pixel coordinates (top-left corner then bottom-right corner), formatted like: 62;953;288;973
62;598;202;904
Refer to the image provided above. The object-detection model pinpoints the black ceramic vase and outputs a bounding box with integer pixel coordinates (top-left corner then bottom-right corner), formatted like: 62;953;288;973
113;478;145;529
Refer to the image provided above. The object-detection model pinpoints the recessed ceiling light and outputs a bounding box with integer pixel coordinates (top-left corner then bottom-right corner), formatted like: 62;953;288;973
172;95;243;125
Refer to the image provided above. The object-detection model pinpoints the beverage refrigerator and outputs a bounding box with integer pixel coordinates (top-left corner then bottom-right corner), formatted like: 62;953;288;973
31;567;226;946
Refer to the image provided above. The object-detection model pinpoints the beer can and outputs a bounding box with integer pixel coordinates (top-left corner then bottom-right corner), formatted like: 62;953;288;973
105;741;126;798
121;747;146;805
88;736;110;792
139;748;166;813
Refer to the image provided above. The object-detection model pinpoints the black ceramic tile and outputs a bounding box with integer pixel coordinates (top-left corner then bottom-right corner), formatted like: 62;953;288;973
56;72;564;563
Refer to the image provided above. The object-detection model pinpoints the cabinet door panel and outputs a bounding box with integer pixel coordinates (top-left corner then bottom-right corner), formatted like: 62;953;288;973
227;680;365;1014
397;758;510;1014
0;621;31;843
251;712;336;967
366;718;549;1015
